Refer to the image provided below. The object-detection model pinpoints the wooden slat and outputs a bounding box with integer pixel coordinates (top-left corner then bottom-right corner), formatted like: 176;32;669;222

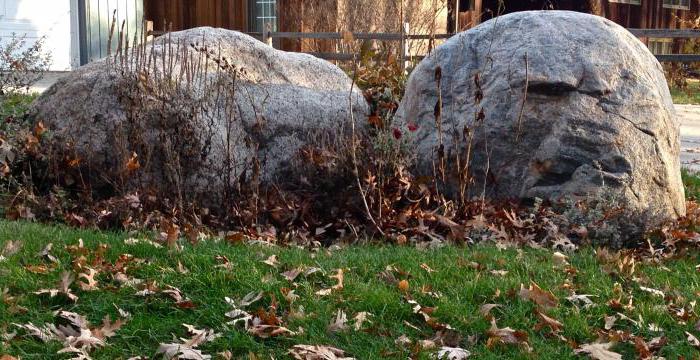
305;53;700;63
89;0;102;60
656;54;700;62
270;32;453;40
305;52;355;61
627;29;700;38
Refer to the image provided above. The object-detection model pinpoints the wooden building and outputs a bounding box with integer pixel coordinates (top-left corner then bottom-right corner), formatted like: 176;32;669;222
453;0;699;54
142;0;446;52
142;0;699;55
142;0;331;51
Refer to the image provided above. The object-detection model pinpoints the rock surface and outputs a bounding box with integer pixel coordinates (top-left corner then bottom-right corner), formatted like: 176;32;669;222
32;27;367;206
395;11;685;230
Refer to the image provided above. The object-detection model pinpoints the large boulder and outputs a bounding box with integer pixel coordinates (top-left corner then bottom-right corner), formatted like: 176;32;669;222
395;11;685;230
32;27;367;207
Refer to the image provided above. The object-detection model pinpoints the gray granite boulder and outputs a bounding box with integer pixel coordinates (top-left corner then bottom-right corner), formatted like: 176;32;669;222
32;27;367;206
395;11;685;230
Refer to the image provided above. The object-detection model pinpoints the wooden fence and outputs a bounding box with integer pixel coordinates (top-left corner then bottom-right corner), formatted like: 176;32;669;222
245;28;700;64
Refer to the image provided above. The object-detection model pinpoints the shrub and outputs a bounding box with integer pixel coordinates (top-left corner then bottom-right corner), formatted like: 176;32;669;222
0;34;51;95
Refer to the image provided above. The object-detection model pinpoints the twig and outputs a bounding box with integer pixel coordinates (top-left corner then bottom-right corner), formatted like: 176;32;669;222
348;56;385;237
515;52;529;141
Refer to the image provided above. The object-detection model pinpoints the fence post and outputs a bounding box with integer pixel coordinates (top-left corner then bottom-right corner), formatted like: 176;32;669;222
401;22;410;71
145;21;154;42
263;23;272;47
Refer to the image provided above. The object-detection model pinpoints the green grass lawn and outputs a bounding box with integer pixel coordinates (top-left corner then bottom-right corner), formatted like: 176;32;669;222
671;79;700;105
1;220;699;359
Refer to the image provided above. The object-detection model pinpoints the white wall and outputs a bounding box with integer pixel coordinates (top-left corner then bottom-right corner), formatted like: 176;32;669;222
0;0;77;71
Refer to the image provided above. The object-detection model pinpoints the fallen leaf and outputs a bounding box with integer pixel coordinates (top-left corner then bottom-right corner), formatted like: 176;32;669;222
288;345;355;360
125;152;140;171
34;271;78;302
486;319;529;350
395;334;412;347
552;251;569;266
639;286;665;298
248;324;295;338
574;342;622;360
157;324;220;360
37;243;58;263
316;269;344;296
604;315;617;330
352;312;372;331
479;304;501;319
78;268;99;291
566;294;596;309
282;268;302;282
1;240;22;258
437;346;471;359
420;263;436;273
25;264;52;274
176;261;189;274
327;310;348;333
534;311;562;333
519;282;558;310
489;270;508;277
687;331;700;348
263;255;279;267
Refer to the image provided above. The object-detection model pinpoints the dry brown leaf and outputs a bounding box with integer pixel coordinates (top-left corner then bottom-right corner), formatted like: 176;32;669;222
567;294;596;309
15;310;126;359
316;269;344;296
157;324;220;359
78;268;99;291
639;286;665;298
282;288;299;304
125;152;140;171
288;344;355;360
263;255;279;267
633;337;653;360
489;270;508;277
420;263;436;273
398;279;409;292
24;264;52;274
34;271;78;302
214;255;234;270
437;346;471;359
534;311;562;333
282;268;303;282
479;304;501;319
486;319;529;350
574;342;622;360
92;316;124;340
352;312;372;331
604;315;617;330
248;324;295;338
176;261;189;274
519;281;558;310
327;310;348;333
552;251;569;266
37;243;58;263
1;240;22;258
687;331;700;348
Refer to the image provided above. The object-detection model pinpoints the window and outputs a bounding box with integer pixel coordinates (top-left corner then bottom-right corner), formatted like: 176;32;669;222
648;38;673;55
609;0;641;4
459;0;476;11
663;0;691;10
251;0;277;33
